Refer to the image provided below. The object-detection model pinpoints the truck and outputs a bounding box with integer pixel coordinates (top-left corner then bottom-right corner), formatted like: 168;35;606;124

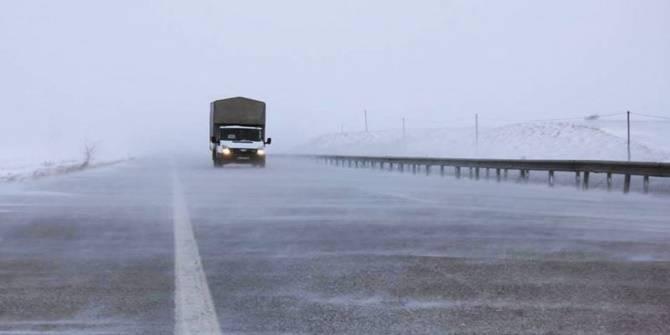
209;97;271;167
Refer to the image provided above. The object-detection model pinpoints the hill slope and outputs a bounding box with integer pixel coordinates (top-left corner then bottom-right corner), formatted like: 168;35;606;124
295;121;669;162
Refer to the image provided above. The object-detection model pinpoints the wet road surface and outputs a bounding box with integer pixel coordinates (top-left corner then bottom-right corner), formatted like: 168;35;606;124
1;155;669;334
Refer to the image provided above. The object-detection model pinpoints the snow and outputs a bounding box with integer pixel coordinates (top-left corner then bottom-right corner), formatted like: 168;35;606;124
294;120;670;162
0;145;131;182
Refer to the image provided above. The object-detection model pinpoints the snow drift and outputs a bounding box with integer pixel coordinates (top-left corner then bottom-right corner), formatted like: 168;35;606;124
294;121;670;162
0;144;131;182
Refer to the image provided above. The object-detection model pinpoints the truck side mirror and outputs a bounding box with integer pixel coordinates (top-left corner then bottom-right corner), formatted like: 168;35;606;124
210;136;216;143
265;138;272;145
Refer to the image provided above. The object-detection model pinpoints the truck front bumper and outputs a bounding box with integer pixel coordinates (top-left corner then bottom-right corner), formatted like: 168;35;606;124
216;149;265;164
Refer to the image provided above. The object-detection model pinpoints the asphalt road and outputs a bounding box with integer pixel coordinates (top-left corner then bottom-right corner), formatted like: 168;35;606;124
1;155;669;334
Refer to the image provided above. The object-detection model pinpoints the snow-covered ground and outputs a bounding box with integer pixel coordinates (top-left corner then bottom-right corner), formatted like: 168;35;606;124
0;143;132;182
294;120;670;162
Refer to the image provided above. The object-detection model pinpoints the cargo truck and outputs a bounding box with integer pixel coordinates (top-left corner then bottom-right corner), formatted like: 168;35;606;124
210;97;271;167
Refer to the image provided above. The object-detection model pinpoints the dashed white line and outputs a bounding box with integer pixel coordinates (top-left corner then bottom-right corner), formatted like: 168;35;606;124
172;172;222;335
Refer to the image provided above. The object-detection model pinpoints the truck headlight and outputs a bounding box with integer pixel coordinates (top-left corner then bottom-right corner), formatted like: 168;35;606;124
257;149;265;156
219;147;231;155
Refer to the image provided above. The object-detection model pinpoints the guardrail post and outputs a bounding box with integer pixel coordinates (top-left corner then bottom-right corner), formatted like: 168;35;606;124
379;161;384;169
475;167;480;180
426;165;431;176
469;167;473;179
485;168;490;180
412;164;417;174
440;165;445;176
504;169;508;180
496;168;501;182
456;167;461;179
400;163;404;173
575;171;581;189
583;171;590;190
389;162;393;171
519;169;525;182
643;176;650;193
355;160;359;168
548;170;555;187
624;174;631;193
607;173;613;191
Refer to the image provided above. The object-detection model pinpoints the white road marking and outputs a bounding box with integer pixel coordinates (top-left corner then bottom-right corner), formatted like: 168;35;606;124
172;173;222;335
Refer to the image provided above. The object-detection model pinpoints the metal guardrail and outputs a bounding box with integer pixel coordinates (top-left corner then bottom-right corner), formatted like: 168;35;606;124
311;154;670;194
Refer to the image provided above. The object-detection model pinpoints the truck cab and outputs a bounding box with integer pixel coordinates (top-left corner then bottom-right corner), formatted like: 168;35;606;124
214;125;270;167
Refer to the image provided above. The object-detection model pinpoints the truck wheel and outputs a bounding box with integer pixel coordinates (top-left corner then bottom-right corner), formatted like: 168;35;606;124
212;150;222;167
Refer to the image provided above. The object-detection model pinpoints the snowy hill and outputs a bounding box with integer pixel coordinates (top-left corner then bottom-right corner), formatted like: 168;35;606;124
295;121;670;162
0;142;131;182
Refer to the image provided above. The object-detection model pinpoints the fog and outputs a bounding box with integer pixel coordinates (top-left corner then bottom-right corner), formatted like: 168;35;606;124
1;3;670;329
1;0;669;157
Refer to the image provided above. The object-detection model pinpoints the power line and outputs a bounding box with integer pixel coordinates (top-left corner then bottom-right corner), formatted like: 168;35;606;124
593;112;629;119
496;112;627;125
631;112;670;121
333;111;669;136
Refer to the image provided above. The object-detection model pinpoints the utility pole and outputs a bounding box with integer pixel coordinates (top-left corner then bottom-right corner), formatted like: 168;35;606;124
402;117;406;139
475;113;479;151
364;110;369;132
627;110;631;161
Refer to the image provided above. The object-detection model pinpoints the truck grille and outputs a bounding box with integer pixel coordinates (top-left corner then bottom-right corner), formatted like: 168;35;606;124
232;149;256;156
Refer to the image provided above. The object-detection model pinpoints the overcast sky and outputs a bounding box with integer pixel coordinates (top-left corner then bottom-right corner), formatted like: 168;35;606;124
1;0;668;154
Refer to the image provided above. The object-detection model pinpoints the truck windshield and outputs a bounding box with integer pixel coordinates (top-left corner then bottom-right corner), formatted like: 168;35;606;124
220;128;262;142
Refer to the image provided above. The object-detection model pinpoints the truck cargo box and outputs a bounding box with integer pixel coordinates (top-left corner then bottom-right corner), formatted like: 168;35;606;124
210;97;266;141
